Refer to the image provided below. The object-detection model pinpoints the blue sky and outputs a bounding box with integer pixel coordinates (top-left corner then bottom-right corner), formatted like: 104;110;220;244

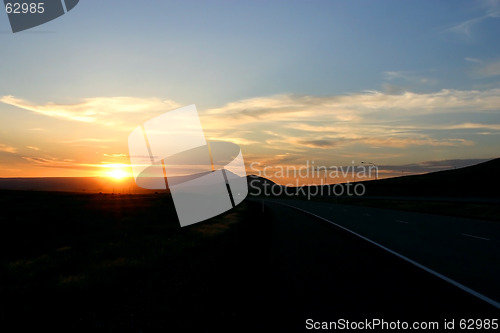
1;0;499;180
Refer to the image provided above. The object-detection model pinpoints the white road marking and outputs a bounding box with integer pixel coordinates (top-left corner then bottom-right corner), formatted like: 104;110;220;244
364;213;370;216
462;233;490;241
274;202;500;311
396;220;409;224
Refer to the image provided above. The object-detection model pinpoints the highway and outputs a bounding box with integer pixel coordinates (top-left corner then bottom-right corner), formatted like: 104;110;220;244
260;199;500;330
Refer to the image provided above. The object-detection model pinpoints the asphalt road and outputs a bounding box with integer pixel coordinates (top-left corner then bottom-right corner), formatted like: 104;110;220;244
266;198;500;303
262;200;500;331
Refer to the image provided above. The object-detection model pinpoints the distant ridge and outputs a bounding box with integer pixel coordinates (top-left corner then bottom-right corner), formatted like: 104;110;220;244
245;174;280;196
244;157;500;198
360;157;500;197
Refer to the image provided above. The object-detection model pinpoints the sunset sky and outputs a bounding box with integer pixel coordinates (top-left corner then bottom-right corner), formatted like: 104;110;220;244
1;0;500;184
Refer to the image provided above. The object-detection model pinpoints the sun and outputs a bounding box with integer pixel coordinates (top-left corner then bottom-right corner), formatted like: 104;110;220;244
102;164;130;180
108;168;128;180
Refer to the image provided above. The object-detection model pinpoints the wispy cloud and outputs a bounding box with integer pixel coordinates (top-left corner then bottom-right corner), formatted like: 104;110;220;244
296;139;339;149
201;89;500;146
446;0;500;36
381;158;492;174
21;156;127;173
211;137;260;146
58;138;117;144
384;71;437;85
0;96;180;129
204;89;500;123
474;58;500;78
0;144;17;153
199;89;499;162
359;137;473;148
292;135;473;149
443;122;500;130
103;153;127;158
22;156;94;170
447;16;486;36
465;57;482;63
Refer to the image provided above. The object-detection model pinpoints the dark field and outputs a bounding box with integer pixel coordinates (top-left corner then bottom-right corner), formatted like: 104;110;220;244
2;189;499;332
0;191;272;332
